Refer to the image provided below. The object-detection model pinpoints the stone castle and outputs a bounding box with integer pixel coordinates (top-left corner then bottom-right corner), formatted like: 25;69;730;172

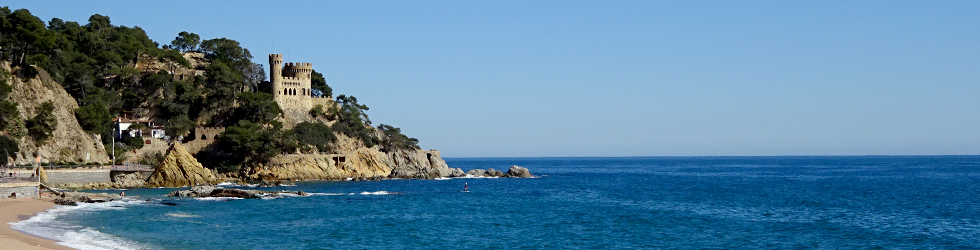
267;54;332;116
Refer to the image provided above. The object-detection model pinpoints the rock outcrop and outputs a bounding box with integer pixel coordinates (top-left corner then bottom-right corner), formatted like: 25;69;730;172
1;63;109;165
146;142;217;187
246;148;464;181
112;172;148;188
246;148;391;181
506;165;533;178
465;165;535;178
385;149;464;179
167;185;307;199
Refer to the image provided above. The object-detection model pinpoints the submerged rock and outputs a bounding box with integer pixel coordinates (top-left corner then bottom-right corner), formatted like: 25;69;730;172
146;142;218;188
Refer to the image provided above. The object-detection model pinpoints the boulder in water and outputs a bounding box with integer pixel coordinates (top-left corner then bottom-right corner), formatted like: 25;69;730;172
506;165;533;178
466;169;487;177
486;168;505;177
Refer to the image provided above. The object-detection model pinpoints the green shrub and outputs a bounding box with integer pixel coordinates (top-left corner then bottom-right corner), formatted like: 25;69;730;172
291;121;336;153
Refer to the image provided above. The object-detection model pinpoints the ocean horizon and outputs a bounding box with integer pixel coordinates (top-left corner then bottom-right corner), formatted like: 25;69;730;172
13;155;980;249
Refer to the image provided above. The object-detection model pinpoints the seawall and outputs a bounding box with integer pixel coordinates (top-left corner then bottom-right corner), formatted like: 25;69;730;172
8;167;113;185
0;182;39;199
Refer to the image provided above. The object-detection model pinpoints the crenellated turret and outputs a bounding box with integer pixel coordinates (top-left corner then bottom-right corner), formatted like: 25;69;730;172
268;54;327;118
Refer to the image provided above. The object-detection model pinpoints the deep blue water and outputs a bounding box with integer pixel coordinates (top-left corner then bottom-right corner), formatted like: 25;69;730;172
12;156;980;249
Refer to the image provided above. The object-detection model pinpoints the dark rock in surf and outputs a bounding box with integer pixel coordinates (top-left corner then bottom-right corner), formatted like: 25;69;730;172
53;198;78;206
209;188;261;199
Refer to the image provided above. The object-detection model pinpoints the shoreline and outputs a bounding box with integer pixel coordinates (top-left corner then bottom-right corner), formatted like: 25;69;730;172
0;198;73;250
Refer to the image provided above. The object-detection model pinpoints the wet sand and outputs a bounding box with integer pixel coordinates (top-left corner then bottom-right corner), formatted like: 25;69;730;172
0;199;72;250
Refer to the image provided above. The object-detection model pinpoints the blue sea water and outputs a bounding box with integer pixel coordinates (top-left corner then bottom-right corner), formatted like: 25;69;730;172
11;156;980;249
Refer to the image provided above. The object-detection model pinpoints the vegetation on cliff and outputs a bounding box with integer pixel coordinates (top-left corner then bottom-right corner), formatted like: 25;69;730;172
0;71;19;160
0;6;422;172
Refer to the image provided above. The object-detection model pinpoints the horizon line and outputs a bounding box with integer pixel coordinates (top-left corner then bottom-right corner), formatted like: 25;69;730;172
442;154;980;159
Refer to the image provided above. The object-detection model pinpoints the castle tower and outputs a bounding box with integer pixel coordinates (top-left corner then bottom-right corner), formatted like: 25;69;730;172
269;54;282;98
268;54;329;122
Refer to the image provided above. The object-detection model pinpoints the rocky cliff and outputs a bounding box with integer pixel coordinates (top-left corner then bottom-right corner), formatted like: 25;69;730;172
146;142;218;187
245;132;464;180
385;149;464;179
1;63;110;164
246;147;464;181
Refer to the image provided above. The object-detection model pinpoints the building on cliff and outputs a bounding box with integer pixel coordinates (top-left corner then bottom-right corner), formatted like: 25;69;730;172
264;54;332;117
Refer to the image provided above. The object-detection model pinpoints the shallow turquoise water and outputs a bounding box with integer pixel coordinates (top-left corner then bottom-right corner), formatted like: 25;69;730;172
13;156;980;249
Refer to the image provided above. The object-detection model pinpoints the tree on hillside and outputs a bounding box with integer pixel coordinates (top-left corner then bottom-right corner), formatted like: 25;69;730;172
217;120;284;166
0;71;20;132
75;100;112;133
0;8;55;66
377;124;419;153
202;61;243;121
232;91;281;125
331;95;379;147
291;121;336;153
165;114;193;138
0;135;18;166
26;101;57;145
159;49;191;72
310;69;331;97
200;38;252;72
170;31;200;52
244;62;265;90
160;79;202;121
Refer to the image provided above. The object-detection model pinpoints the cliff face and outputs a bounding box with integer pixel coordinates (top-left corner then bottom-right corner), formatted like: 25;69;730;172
146;142;218;187
1;63;110;164
245;134;463;180
247;148;391;180
385;149;463;179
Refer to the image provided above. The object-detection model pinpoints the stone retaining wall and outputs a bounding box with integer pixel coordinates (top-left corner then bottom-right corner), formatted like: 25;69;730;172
9;169;112;185
0;182;39;199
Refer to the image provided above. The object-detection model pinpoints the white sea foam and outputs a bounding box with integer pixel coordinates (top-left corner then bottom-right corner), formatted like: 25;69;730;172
298;192;343;196
165;213;199;218
193;197;243;201
434;177;452;180
9;200;151;250
359;191;395;195
216;182;259;188
461;174;499;178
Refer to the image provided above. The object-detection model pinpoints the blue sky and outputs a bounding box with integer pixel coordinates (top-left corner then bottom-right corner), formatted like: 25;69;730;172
7;1;980;157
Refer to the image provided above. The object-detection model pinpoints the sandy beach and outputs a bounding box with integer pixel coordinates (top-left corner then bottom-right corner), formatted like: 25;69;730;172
0;199;72;250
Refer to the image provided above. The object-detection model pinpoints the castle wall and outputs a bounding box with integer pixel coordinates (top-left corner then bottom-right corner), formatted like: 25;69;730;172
185;127;225;154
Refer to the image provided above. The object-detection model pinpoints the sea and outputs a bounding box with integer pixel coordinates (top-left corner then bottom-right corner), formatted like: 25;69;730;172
10;156;980;249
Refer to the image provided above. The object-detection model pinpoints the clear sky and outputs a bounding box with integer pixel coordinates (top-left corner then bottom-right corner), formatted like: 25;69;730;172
7;1;980;157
